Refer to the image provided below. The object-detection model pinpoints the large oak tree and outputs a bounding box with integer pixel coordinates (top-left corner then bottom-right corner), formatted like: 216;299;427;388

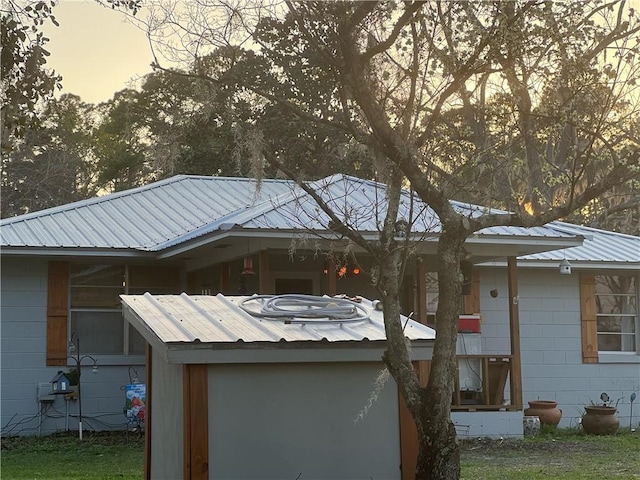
138;1;640;478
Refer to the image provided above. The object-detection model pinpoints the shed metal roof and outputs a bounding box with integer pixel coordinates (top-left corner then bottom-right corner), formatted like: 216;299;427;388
122;293;436;364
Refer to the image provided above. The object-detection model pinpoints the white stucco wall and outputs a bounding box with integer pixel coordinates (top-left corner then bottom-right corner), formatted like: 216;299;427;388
1;257;146;436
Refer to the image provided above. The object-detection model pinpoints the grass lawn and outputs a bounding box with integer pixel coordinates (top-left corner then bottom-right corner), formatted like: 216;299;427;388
461;429;640;480
1;431;144;480
1;428;638;479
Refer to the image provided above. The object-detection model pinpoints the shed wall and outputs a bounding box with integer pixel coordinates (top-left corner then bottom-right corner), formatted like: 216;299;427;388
207;362;401;480
149;347;184;479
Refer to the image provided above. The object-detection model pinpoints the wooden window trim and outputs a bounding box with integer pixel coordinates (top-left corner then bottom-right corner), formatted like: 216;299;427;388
580;274;599;363
47;261;69;366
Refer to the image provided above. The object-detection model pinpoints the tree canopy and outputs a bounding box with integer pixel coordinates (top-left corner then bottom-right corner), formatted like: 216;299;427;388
140;2;639;478
1;0;62;152
143;0;639;230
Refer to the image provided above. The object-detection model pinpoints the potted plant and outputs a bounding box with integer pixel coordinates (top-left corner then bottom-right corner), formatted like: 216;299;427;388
524;399;562;427
582;392;620;435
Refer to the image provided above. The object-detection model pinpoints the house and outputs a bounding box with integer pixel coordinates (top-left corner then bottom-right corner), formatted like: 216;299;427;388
1;174;638;449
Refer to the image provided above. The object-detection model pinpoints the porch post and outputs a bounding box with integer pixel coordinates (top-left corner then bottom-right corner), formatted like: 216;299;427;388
327;257;337;297
416;256;427;324
220;262;230;295
507;256;523;409
259;250;272;294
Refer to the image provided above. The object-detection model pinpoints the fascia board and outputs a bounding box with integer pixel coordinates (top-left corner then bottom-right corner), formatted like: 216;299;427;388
478;260;640;270
0;247;157;258
163;342;434;365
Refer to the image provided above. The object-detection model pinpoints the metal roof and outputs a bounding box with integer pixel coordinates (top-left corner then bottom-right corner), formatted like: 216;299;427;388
121;293;436;363
0;175;292;251
3;174;633;265
518;222;639;268
227;175;572;240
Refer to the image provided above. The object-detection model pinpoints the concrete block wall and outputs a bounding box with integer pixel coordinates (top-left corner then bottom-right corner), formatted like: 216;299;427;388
452;411;524;439
478;267;640;430
1;258;145;436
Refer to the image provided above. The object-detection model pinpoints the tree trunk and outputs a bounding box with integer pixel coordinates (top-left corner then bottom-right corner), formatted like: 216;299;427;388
377;227;465;480
415;230;465;480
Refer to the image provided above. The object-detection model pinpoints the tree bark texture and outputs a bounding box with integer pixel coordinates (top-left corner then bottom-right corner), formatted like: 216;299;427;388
377;229;465;480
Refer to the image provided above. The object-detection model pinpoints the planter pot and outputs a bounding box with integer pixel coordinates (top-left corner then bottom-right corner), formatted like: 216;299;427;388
582;406;619;435
524;400;562;426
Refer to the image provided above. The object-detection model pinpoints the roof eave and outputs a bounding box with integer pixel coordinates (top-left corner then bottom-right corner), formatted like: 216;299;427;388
0;246;157;259
163;340;434;364
512;259;640;271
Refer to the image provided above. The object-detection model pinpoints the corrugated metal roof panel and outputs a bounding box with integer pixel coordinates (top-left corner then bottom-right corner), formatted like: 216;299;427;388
1;176;292;250
520;222;640;265
4;174;634;265
235;175;571;240
121;293;436;345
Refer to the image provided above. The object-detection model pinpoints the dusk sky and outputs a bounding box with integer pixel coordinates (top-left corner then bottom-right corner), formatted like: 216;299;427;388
42;1;153;104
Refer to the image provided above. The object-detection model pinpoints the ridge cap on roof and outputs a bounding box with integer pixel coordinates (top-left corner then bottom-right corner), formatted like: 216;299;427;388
150;184;300;251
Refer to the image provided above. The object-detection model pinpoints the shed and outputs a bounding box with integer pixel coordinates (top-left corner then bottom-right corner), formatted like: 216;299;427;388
121;293;436;480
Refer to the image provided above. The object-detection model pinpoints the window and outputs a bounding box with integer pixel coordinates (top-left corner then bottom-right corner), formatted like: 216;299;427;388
422;271;473;324
67;264;183;357
69;264;145;356
595;274;637;353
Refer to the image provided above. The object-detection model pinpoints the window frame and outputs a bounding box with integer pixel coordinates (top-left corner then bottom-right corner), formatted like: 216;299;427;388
64;262;183;363
68;264;147;361
594;273;638;354
581;271;640;364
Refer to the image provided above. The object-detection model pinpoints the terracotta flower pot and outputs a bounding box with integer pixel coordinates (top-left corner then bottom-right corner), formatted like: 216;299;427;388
582;406;619;435
524;400;562;426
